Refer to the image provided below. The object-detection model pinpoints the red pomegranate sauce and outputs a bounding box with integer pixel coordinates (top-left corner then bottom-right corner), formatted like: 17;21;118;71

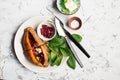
40;24;55;38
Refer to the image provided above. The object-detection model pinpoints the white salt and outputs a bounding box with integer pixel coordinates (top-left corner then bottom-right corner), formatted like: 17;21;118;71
71;20;79;28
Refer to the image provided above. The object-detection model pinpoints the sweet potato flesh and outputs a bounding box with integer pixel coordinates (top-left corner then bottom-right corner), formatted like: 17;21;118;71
28;32;45;64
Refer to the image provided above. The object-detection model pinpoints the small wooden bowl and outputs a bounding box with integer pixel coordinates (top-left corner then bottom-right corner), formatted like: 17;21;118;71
68;17;82;30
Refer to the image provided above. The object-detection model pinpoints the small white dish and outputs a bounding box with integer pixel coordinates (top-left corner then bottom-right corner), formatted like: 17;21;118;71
37;21;56;41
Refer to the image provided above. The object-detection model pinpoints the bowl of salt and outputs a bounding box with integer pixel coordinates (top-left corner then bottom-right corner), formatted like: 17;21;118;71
68;16;82;30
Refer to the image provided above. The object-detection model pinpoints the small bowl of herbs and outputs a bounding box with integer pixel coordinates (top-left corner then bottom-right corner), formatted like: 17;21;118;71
56;0;80;15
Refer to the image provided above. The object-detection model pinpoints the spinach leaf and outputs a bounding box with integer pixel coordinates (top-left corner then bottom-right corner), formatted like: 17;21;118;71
59;42;67;48
49;47;59;53
48;52;57;66
60;48;71;56
49;37;65;47
67;56;76;69
48;52;51;62
72;34;82;42
50;52;58;62
53;55;63;66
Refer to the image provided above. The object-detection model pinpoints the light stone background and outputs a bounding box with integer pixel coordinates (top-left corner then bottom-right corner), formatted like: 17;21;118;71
0;0;120;80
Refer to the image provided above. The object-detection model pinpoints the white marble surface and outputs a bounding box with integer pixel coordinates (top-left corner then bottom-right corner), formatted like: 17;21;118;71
0;0;120;80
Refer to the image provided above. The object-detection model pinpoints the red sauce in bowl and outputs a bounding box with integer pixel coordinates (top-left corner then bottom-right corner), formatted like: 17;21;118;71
40;24;55;38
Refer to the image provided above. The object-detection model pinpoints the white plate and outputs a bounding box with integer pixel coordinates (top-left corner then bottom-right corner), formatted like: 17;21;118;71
14;16;65;73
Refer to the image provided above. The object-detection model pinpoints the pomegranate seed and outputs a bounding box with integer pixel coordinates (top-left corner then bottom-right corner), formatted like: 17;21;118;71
40;24;55;38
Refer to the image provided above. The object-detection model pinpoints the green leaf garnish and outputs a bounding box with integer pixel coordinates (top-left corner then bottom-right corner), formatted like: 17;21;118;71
60;48;71;56
49;37;65;47
53;55;63;66
72;34;82;42
67;56;76;69
50;52;58;62
49;47;59;53
59;42;67;48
